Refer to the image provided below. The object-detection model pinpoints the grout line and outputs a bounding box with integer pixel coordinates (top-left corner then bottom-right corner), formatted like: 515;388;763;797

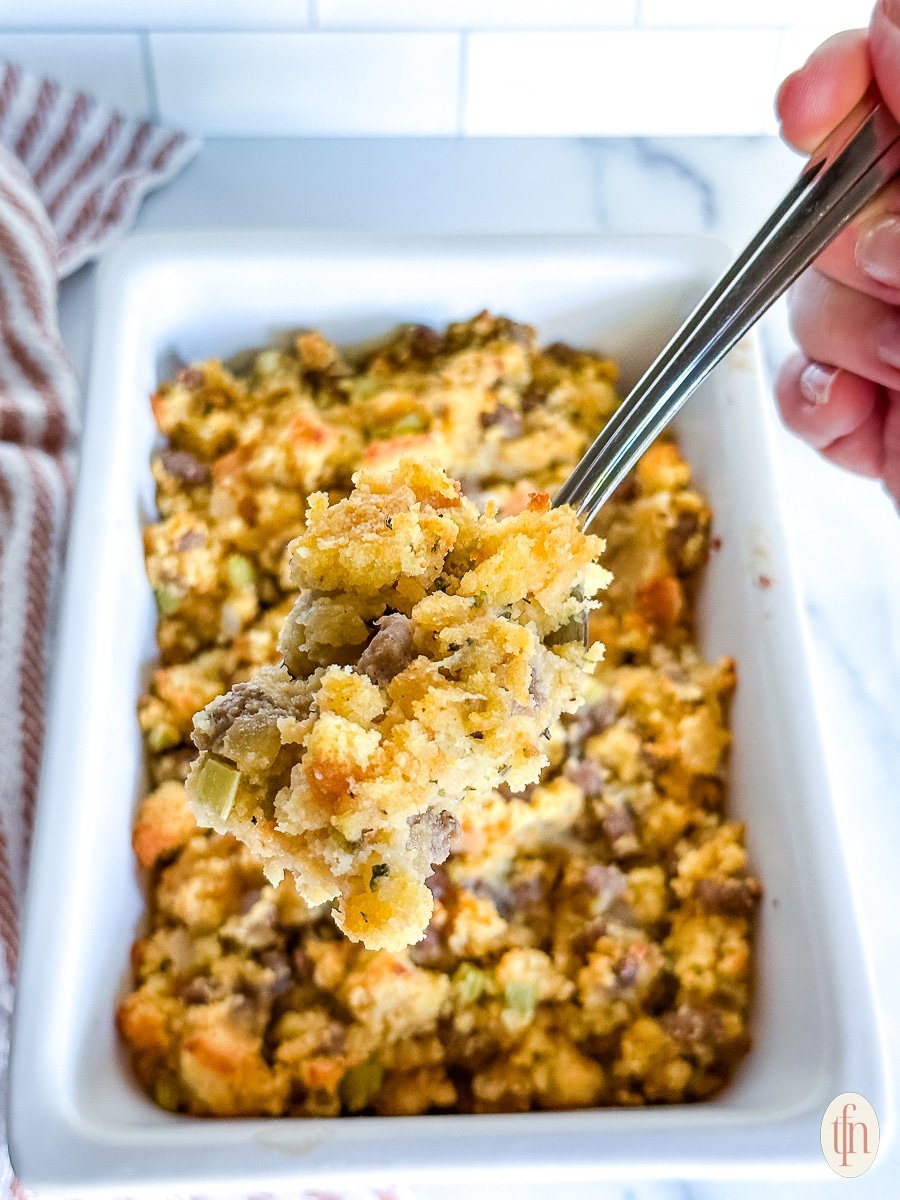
277;23;642;33
309;23;636;32
0;22;729;34
0;26;316;34
456;31;468;137
0;19;856;33
138;30;160;120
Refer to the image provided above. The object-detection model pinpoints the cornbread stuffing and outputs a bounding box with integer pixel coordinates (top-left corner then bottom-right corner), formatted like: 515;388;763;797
187;459;607;950
120;312;760;1117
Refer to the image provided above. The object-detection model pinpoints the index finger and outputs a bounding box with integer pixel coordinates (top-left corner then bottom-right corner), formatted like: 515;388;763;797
776;29;872;154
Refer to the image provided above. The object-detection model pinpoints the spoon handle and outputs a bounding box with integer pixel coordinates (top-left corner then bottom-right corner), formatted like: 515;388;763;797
555;88;900;527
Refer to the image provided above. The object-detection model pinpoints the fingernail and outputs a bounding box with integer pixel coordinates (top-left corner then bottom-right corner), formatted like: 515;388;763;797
882;0;900;27
799;363;838;406
855;215;900;287
876;315;900;368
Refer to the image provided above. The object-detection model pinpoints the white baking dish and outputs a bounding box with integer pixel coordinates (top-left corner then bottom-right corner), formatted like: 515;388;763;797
9;233;887;1193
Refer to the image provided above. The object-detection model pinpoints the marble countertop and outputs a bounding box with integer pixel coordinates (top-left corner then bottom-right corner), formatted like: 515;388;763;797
57;135;900;1199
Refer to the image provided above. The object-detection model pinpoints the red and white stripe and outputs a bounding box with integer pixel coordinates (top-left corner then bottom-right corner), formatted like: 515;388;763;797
0;139;72;962
0;62;198;277
0;63;198;1198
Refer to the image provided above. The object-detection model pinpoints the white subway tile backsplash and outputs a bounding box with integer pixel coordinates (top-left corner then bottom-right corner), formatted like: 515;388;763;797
0;0;312;31
1;10;868;139
465;30;780;136
640;0;872;28
150;33;460;135
0;33;150;116
317;0;636;29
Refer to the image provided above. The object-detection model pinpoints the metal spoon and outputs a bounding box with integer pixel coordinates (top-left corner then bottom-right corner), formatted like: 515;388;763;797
554;87;900;531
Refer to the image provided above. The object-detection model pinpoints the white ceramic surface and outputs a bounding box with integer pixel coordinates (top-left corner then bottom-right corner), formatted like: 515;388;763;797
9;232;887;1194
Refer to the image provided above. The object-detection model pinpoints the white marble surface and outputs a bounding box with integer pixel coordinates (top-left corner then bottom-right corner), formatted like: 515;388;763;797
57;135;900;1197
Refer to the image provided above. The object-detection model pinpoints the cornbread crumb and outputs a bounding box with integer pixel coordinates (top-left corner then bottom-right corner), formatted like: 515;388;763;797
188;459;607;951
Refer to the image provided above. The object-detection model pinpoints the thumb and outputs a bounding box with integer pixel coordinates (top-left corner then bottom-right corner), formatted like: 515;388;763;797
870;0;900;123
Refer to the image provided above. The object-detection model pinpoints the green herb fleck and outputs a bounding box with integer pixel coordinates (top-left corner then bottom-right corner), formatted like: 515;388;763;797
369;863;390;890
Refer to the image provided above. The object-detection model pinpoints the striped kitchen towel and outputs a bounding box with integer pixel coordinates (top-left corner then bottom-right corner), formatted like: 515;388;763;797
0;62;199;276
0;61;199;1197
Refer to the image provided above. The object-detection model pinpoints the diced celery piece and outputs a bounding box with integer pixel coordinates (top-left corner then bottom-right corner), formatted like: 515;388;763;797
394;412;426;434
452;962;488;1005
154;1077;180;1111
391;412;426;435
146;724;180;754
339;1057;383;1112
154;585;182;616
333;829;356;854
504;980;537;1016
352;377;382;401
226;553;256;589
193;754;240;819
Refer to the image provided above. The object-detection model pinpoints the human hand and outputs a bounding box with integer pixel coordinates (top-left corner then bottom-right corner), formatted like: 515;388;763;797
775;1;900;506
